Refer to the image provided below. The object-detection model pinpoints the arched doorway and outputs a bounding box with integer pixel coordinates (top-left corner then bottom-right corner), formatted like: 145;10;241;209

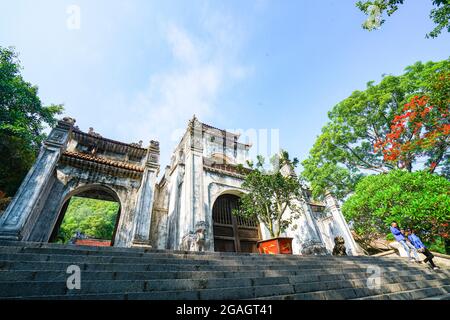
212;194;260;253
49;185;121;246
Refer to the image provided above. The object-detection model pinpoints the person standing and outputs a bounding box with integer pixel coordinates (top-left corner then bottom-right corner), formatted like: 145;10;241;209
407;229;439;270
390;222;420;262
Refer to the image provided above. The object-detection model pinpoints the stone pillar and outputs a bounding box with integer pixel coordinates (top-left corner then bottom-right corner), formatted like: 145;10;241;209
166;163;185;250
132;140;160;246
301;200;325;242
325;192;359;256
183;116;204;238
0;118;75;240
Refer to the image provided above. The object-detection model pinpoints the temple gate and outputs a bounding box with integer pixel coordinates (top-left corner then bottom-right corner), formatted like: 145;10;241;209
0;118;160;247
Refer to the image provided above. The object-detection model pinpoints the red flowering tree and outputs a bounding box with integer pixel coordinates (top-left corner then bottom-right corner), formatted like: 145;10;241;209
375;71;449;173
302;59;449;201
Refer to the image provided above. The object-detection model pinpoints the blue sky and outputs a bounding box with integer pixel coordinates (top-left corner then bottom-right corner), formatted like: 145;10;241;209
1;0;449;170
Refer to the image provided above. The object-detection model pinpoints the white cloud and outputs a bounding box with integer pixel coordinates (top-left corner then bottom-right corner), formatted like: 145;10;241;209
166;23;200;66
114;17;250;167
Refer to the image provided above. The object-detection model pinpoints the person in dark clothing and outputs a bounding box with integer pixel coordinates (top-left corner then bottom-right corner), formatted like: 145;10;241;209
406;229;439;270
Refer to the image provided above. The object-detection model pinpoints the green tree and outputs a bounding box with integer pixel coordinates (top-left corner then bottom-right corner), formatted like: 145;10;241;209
342;170;450;253
56;197;120;243
236;151;303;238
356;0;450;38
301;59;449;200
0;46;63;197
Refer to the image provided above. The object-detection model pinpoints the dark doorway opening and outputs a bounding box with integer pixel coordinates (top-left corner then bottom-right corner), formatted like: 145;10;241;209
212;194;260;253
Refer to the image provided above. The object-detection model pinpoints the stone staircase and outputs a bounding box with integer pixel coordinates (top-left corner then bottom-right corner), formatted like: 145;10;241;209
0;241;448;300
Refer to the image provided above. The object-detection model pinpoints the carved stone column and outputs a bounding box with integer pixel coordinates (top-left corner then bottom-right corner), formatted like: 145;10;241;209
0;118;75;240
132;140;160;246
184;116;204;238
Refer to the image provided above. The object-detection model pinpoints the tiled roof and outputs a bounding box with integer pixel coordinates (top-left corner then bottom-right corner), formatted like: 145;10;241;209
62;151;144;172
72;128;147;151
201;122;236;135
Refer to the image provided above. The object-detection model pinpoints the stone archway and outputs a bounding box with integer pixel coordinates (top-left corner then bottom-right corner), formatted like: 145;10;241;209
212;193;260;253
49;184;122;246
0;117;160;248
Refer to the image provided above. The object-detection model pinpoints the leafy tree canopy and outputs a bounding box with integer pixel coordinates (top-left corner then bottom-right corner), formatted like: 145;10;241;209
56;197;120;243
342;170;450;252
0;46;63;197
301;59;449;200
356;0;450;38
236;151;303;238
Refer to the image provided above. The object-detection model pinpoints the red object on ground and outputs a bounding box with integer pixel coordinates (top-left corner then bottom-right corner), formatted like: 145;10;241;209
74;239;111;247
257;237;293;255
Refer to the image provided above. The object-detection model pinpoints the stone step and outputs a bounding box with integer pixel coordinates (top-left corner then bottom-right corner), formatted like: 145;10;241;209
0;241;387;260
0;242;392;258
356;285;450;300
4;279;449;300
0;252;438;273
422;293;450;300
1;241;448;300
2;241;446;270
255;282;450;300
2;244;447;274
1;272;447;298
1;258;442;275
0;245;414;266
0;277;286;298
0;241;423;264
0;267;444;282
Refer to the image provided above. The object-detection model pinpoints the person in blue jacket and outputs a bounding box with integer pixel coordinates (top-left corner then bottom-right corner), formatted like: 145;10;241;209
406;229;439;270
390;221;419;262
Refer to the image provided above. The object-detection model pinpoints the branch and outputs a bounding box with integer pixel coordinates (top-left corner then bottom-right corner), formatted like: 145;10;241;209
338;143;389;173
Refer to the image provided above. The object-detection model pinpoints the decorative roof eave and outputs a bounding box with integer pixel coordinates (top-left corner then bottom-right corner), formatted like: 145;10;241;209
72;129;147;158
203;165;246;179
308;202;327;210
61;151;144;178
201;122;251;149
201;122;239;137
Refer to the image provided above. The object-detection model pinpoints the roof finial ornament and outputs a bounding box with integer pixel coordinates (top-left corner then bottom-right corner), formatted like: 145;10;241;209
188;114;200;129
62;117;76;125
87;127;102;138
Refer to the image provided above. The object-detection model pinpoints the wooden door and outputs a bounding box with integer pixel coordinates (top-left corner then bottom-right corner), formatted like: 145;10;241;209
212;194;260;253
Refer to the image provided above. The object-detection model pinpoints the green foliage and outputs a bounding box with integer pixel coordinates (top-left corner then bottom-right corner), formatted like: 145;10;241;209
356;0;450;38
236;151;303;238
55;197;120;243
426;236;447;254
0;46;63;197
301;59;450;200
0;135;36;196
342;170;450;248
